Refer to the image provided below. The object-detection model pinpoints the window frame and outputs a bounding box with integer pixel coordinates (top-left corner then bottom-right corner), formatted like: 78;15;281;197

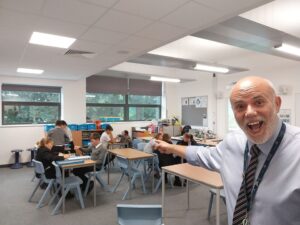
1;85;61;125
86;94;161;122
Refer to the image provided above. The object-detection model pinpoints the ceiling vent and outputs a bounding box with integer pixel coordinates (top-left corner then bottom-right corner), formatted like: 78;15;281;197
64;49;97;59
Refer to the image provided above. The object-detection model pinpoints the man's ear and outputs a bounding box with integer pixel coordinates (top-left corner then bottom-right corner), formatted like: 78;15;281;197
275;96;281;113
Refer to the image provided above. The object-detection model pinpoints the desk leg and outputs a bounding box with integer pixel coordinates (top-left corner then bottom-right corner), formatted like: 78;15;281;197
93;163;96;207
128;160;132;199
186;180;190;210
216;188;220;225
62;168;65;214
162;170;165;223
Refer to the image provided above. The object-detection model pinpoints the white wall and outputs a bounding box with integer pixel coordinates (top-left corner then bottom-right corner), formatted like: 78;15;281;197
165;64;300;138
0;75;150;165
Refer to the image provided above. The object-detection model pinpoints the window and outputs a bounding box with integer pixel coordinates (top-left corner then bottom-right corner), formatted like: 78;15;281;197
227;99;239;131
86;76;162;122
2;84;61;125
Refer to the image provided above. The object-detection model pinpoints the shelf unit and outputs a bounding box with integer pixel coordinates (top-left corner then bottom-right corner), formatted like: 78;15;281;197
72;129;104;146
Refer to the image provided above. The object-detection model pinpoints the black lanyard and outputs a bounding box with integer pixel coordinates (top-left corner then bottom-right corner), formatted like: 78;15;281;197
243;122;286;212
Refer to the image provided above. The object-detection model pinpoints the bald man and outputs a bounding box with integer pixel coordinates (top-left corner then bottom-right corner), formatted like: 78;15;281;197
156;76;300;225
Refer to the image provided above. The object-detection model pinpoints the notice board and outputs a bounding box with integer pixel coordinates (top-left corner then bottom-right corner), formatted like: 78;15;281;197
181;96;208;126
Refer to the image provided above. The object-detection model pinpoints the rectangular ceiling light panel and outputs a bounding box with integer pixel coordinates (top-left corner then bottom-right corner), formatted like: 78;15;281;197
29;32;76;49
17;67;44;74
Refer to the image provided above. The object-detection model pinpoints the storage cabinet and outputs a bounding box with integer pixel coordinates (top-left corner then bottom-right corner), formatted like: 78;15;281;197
72;130;104;146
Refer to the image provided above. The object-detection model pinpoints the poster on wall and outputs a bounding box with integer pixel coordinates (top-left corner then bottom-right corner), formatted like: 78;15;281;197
279;109;291;124
189;97;195;105
182;97;189;106
195;96;208;108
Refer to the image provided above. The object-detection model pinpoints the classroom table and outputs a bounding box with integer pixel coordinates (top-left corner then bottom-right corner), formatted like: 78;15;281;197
59;159;96;214
162;163;223;225
108;148;154;199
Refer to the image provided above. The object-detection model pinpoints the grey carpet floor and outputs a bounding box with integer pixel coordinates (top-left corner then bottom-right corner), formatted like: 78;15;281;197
0;166;227;225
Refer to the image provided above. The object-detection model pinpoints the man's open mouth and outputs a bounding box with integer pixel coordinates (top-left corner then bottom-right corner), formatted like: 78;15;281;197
247;121;263;132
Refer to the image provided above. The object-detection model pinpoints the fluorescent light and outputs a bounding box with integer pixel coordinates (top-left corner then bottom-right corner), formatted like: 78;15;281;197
150;76;180;83
194;63;229;73
29;32;76;49
17;68;44;74
274;43;300;57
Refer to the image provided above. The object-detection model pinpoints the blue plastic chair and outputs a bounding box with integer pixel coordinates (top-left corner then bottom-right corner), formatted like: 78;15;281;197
137;142;147;151
112;156;146;200
83;152;109;196
132;139;143;149
28;159;56;208
117;204;162;225
207;188;226;219
49;161;85;215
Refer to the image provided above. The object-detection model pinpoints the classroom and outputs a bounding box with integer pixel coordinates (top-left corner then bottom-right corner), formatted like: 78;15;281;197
1;0;300;225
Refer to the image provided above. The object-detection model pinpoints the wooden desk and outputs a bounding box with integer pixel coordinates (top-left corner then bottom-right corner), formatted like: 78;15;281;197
60;159;96;213
162;163;223;225
108;148;154;199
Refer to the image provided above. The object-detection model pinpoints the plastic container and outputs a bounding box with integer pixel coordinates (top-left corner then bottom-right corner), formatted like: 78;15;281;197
44;124;55;132
77;124;88;130
68;124;78;131
87;123;96;130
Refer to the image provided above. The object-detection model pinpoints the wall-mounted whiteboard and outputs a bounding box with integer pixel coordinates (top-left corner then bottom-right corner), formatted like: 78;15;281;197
181;96;208;126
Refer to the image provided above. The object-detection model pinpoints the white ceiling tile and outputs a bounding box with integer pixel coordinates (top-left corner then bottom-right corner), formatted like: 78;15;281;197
114;0;190;20
117;35;161;51
137;22;187;41
94;10;153;34
72;39;111;54
161;1;218;29
79;0;120;7
34;18;88;38
194;0;271;13
43;0;108;25
81;27;129;44
0;0;44;14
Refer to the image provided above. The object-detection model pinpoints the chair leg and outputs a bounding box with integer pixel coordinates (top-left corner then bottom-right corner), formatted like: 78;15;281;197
28;179;42;202
36;180;54;208
83;175;92;197
207;193;214;219
51;186;70;215
76;185;85;209
154;176;162;193
139;173;147;194
112;173;125;192
96;173;108;189
49;185;61;206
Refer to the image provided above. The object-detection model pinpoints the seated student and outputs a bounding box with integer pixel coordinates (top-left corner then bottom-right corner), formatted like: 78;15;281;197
47;120;70;153
157;133;182;186
118;130;132;148
79;133;108;171
176;133;198;146
36;137;69;179
36;137;93;194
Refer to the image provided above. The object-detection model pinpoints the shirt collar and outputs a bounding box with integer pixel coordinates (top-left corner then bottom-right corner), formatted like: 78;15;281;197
248;119;282;156
95;142;102;149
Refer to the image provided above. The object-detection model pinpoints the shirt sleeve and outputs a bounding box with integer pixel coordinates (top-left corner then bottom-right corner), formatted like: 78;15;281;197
185;144;223;172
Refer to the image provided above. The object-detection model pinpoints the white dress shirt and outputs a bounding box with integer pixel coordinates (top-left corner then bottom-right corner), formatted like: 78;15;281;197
186;120;300;225
100;131;111;144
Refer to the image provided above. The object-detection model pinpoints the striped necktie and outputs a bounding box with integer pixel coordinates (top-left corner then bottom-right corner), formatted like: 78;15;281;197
232;144;261;225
